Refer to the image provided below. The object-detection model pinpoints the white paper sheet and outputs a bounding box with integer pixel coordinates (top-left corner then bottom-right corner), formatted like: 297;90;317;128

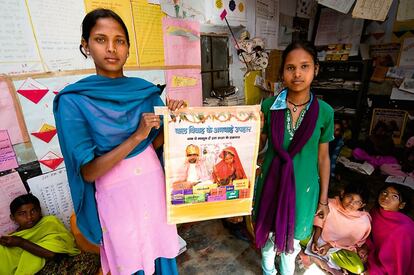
278;13;294;50
397;0;414;21
315;8;364;56
255;0;279;49
0;0;43;75
26;0;94;71
256;17;279;49
0;172;27;235
399;37;414;67
160;0;206;22
27;169;73;229
317;0;355;14
352;0;393;21
390;87;414;101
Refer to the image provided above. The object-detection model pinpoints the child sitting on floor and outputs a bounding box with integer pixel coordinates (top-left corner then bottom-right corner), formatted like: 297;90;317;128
0;193;100;275
304;182;371;275
363;183;414;274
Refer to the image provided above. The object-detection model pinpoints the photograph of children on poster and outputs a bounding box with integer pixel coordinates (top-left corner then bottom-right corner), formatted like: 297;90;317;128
156;105;261;224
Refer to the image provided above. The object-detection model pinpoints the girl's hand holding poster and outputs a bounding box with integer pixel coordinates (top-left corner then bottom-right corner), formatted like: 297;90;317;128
156;106;261;224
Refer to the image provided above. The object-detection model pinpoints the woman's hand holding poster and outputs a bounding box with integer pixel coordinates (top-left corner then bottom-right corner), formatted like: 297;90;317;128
156;105;261;224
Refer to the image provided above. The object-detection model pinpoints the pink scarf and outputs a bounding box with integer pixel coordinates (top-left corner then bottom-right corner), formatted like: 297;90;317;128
367;208;414;275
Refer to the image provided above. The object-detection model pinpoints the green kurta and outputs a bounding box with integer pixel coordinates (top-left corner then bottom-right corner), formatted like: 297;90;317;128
254;95;334;240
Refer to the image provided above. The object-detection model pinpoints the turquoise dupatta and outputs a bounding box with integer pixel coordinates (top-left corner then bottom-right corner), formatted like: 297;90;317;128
53;75;163;245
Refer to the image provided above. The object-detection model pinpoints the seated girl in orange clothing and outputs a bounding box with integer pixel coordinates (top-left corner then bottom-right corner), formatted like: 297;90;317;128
304;182;371;275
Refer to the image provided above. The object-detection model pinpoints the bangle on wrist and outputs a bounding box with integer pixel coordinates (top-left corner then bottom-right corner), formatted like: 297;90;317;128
319;201;328;206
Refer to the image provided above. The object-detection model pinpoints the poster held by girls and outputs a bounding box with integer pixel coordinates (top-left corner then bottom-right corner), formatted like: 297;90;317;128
156;105;261;224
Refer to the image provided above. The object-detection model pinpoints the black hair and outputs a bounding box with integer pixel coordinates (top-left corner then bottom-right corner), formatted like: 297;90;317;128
10;193;41;216
378;183;413;213
279;40;319;81
343;182;370;205
79;8;130;58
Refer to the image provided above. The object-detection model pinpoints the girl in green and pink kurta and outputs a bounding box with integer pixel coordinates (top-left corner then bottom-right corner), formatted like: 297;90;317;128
254;41;334;275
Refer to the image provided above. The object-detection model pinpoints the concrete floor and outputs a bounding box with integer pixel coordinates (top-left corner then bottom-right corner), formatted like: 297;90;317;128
177;220;309;275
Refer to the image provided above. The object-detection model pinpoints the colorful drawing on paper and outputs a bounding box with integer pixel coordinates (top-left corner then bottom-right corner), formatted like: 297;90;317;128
160;0;207;22
31;123;57;144
17;78;49;104
39;151;64;171
211;0;247;23
14;77;67;173
157;105;261;224
165;69;202;106
163;17;201;66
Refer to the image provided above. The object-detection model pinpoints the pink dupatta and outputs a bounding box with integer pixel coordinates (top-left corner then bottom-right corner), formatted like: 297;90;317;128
367;208;414;275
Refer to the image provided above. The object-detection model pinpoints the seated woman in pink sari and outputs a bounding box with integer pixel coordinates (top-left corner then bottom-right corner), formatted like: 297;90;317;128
363;183;414;275
212;146;247;186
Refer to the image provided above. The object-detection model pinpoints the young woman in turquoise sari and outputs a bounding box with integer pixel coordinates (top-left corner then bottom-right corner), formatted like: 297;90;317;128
53;9;184;275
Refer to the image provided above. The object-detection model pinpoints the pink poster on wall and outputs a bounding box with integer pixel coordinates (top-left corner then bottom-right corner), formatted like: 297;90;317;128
0;172;27;235
165;69;202;107
0;130;19;172
0;78;27;145
162;17;201;66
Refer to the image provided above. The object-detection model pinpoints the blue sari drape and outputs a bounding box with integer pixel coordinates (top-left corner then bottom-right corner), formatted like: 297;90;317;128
53;75;164;245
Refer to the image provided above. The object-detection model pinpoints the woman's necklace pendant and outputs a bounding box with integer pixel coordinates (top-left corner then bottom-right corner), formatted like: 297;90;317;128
292;106;297;112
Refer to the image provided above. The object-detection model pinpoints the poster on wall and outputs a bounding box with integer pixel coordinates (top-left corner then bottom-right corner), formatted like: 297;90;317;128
369;108;408;145
0;77;29;145
156;105;261;224
27;168;74;229
0;0;43;75
162;17;201;66
165;69;202;106
398;37;414;67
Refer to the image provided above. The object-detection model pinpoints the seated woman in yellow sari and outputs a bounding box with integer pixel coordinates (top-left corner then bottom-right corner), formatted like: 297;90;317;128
0;194;99;275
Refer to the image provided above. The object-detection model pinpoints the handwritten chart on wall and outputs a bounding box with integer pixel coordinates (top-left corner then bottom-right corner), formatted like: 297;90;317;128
0;130;19;172
27;169;74;229
26;0;94;71
132;0;165;67
0;0;43;74
352;0;393;21
0;172;27;235
84;0;139;67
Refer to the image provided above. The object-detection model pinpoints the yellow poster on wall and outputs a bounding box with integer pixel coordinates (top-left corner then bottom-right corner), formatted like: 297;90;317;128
84;0;139;66
155;105;261;224
131;0;165;67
